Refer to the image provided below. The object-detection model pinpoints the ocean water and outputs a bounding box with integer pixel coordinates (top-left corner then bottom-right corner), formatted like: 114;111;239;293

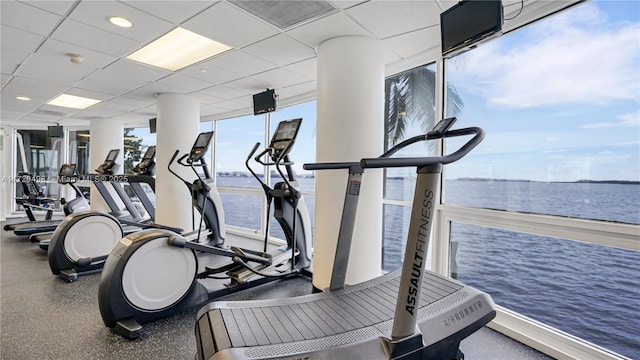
219;176;639;359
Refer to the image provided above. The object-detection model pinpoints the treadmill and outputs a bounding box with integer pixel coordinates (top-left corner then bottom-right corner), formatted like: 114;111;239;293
34;147;157;249
3;173;59;233
195;118;496;360
4;161;98;237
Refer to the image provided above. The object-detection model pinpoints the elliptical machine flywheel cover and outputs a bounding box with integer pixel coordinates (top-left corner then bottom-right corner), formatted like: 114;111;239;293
118;232;199;311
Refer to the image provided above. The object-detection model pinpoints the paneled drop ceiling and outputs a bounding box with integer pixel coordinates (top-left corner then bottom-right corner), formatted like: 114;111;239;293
1;0;577;128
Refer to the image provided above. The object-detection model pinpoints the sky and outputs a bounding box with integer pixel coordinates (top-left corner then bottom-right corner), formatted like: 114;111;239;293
444;0;640;182
134;0;639;183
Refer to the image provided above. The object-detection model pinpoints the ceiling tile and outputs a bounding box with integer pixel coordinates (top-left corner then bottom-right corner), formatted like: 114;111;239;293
15;51;97;87
73;102;129;119
1;61;19;76
276;80;316;102
125;1;217;25
1;73;11;87
1;1;62;36
287;58;317;79
223;77;270;94
251;68;312;89
199;85;247;100
285;12;369;47
242;34;316;67
187;92;225;105
69;1;174;43
216;97;252;111
1;96;40;114
179;61;244;85
206;50;278;77
105;96;155;111
1;76;68;101
156;73;213;92
38;38;118;70
87;59;170;90
75;77;132;97
327;1;367;10
19;0;77;15
134;81;187;96
200;103;235;117
51;18;141;57
384;26;440;59
346;1;441;39
182;2;279;49
1;25;44;65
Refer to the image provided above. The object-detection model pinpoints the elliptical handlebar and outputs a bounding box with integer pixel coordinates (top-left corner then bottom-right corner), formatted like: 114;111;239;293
176;153;191;167
247;142;261;162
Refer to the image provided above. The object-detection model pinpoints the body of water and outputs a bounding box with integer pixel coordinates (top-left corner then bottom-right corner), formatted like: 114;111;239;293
218;176;639;359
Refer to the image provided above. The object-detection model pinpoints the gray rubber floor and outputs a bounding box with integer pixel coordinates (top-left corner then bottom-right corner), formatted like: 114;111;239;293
1;217;552;359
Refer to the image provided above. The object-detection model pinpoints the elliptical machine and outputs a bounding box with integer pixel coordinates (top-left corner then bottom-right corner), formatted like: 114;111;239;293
98;119;312;339
46;146;171;282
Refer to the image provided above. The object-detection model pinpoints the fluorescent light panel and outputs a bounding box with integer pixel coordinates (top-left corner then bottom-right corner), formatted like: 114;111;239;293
126;27;232;71
47;94;101;109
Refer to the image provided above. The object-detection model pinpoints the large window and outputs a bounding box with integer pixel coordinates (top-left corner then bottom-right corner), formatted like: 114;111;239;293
14;129;63;210
382;63;437;271
214;102;317;242
443;1;639;358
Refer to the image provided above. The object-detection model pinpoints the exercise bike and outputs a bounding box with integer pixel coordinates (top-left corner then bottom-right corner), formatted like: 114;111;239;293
194;118;496;360
98;119;312;339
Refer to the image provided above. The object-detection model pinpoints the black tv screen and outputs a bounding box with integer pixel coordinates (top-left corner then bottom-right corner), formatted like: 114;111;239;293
48;125;64;138
253;89;276;115
149;118;157;134
441;0;503;57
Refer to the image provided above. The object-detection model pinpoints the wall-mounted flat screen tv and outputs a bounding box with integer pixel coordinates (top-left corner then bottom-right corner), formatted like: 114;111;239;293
149;118;157;134
253;89;277;115
48;125;64;138
441;0;503;57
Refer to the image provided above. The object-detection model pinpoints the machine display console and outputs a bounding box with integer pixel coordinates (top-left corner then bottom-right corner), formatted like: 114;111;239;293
190;132;214;162
133;146;156;175
270;118;302;160
427;117;457;138
106;149;119;162
95;149;120;174
58;164;77;184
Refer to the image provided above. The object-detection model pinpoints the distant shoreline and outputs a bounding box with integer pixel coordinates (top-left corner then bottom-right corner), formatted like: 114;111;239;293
454;178;640;185
216;172;639;184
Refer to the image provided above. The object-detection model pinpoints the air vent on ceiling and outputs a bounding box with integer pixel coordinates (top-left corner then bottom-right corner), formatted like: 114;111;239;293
230;1;336;29
34;109;67;118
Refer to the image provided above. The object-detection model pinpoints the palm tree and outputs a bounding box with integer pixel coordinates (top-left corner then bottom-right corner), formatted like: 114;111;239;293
385;66;464;146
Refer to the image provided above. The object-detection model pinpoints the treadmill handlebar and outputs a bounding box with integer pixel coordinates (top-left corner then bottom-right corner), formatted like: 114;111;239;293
303;126;484;171
303;161;361;171
361;127;484;169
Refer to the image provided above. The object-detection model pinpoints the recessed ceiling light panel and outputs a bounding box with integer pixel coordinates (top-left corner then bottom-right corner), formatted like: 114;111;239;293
16;96;31;101
47;94;101;109
126;27;232;71
108;16;133;28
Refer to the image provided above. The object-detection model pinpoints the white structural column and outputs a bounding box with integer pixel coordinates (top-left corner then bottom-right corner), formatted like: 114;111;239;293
90;119;124;212
0;128;12;220
314;36;385;290
155;94;199;230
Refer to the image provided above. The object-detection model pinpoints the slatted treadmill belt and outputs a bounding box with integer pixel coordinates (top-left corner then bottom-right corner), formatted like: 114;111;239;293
196;270;464;359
